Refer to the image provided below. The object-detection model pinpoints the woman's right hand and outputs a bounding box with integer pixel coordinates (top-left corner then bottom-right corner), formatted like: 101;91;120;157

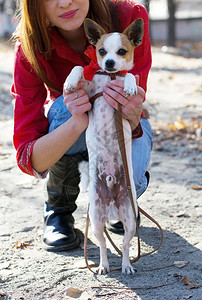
63;81;91;132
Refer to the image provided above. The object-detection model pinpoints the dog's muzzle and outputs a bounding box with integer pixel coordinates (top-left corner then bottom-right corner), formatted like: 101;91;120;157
105;59;116;72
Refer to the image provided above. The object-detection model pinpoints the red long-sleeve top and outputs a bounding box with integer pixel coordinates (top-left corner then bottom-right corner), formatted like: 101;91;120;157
11;1;152;178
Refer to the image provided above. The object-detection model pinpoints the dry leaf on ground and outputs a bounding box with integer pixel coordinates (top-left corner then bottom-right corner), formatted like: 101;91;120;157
14;241;33;249
174;261;189;268
191;186;202;190
170;117;187;130
64;287;84;299
64;287;93;299
181;276;200;289
0;262;11;269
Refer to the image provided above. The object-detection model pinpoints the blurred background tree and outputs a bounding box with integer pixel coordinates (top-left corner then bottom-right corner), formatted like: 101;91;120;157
141;0;151;13
167;0;179;46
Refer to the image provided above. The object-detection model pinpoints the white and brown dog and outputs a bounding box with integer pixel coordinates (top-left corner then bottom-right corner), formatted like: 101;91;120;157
64;18;144;274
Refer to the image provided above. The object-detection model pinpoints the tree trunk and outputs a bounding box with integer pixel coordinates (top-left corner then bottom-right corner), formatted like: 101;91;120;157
167;0;177;46
143;0;151;13
142;0;152;42
0;0;5;12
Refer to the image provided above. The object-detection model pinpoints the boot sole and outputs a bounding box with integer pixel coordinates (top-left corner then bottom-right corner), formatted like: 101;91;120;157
43;236;80;252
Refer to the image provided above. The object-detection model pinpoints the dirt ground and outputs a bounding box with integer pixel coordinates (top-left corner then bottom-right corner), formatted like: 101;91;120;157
0;41;202;300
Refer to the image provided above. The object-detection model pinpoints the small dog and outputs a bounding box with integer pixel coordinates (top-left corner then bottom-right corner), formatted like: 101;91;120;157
64;18;144;274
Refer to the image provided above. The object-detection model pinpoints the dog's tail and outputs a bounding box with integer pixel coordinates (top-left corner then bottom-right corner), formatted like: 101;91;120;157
78;161;89;193
106;175;114;189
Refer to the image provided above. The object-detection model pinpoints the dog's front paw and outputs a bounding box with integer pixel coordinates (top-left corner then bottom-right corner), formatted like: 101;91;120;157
64;66;84;92
124;85;137;96
122;264;136;275
64;79;77;92
124;73;137;96
96;265;110;275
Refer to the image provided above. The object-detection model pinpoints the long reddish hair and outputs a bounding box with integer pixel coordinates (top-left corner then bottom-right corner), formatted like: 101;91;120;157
15;0;120;92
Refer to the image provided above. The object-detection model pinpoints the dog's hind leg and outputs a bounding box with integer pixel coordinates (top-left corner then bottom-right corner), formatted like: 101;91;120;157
121;215;136;275
91;221;109;274
89;199;109;275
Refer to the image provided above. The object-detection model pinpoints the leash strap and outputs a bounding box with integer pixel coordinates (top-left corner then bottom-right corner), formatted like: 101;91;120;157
84;205;97;274
89;92;103;104
114;104;141;261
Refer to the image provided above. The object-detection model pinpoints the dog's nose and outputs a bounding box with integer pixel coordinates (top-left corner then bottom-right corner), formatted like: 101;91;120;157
105;59;115;70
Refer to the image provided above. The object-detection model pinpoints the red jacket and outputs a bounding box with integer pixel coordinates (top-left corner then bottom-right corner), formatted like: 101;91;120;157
11;1;152;177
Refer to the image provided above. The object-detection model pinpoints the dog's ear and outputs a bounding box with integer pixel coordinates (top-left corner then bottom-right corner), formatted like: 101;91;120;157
84;18;106;45
123;18;144;47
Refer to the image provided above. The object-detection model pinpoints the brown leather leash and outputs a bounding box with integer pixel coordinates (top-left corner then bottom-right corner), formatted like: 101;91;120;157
84;72;163;274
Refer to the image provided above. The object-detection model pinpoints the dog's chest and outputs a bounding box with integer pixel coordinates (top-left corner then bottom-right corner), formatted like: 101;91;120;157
86;74;129;207
87;74;121;162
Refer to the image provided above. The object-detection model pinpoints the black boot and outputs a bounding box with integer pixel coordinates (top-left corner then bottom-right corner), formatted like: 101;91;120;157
43;152;88;251
106;171;150;233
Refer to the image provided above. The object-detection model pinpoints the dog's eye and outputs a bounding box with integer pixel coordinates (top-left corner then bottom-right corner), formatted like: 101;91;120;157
117;48;127;56
99;48;107;56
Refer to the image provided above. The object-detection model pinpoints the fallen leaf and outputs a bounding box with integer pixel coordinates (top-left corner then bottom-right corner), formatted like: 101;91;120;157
170;211;187;218
64;287;83;298
168;74;174;80
191;186;202;190
181;276;200;289
174;261;189;268
176;211;187;217
14;241;33;249
170;117;187;131
173;273;182;279
174;249;181;254
0;262;11;270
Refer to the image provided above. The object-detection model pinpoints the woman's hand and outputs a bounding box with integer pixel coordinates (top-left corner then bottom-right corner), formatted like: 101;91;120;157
63;81;92;132
103;75;145;131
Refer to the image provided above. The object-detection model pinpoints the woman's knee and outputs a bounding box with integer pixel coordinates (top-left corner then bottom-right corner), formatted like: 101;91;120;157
48;95;72;133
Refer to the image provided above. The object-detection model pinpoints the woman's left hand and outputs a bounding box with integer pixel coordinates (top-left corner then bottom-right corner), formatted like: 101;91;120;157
103;75;145;131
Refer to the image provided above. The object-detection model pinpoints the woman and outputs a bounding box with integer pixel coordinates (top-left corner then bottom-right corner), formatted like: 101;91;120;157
11;0;152;251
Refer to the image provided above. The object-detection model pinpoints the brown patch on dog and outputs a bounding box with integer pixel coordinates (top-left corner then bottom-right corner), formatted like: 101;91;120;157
111;165;130;209
95;163;130;210
119;34;135;63
96;34;112;61
95;170;111;207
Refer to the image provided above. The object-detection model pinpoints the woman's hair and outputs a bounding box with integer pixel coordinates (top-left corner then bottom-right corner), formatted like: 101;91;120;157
14;0;120;92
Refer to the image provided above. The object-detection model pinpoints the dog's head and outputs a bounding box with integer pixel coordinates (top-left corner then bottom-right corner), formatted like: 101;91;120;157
84;18;144;73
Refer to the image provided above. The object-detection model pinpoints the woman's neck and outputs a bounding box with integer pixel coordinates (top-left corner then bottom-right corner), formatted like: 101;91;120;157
57;26;86;54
